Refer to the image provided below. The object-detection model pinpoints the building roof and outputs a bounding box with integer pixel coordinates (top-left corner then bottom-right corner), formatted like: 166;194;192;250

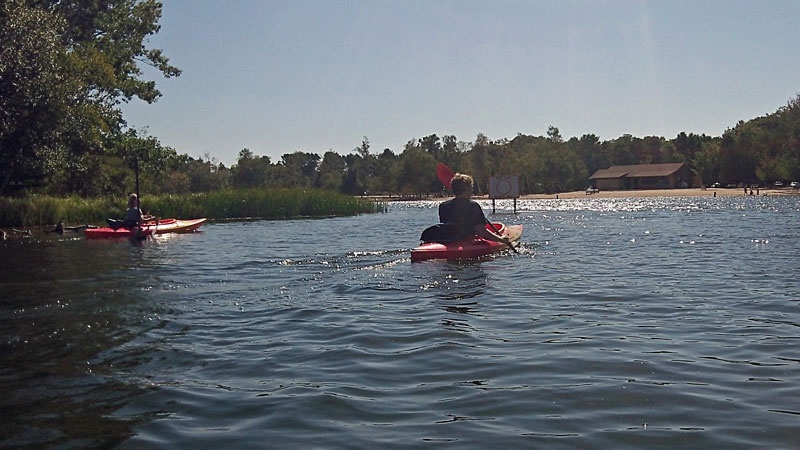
589;163;686;179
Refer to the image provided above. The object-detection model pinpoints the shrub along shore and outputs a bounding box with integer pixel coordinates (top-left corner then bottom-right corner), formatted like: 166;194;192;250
0;189;386;228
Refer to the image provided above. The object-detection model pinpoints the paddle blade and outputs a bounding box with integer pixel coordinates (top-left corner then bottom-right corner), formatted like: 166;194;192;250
436;163;454;189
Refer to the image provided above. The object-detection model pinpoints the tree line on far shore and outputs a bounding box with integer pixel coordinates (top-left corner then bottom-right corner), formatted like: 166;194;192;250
6;93;800;199
2;1;798;199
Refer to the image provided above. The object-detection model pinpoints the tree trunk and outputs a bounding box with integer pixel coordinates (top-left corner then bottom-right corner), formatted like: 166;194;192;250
0;166;13;197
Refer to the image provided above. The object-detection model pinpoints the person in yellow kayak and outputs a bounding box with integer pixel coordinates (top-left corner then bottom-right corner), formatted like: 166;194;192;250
425;173;513;245
124;193;153;228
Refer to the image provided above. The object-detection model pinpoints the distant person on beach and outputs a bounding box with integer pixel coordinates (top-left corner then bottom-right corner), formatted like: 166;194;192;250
124;193;152;228
433;173;513;245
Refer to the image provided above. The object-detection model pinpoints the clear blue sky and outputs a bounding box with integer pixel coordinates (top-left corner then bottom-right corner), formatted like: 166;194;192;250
122;0;800;167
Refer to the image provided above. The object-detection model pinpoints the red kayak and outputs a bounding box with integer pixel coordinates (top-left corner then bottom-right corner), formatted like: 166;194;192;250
84;224;157;239
411;223;523;262
84;218;206;239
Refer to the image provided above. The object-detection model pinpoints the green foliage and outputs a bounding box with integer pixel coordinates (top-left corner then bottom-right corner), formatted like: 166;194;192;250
392;143;437;194
0;0;179;196
181;155;229;193
231;148;273;188
52;0;181;103
279;152;321;188
716;95;800;184
5;91;800;202
369;149;399;193
318;151;345;191
691;141;721;186
1;0;73;194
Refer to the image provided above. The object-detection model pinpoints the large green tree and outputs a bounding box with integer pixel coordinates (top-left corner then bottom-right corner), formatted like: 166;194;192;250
370;148;398;194
317;151;345;191
0;0;179;196
1;0;72;194
231;148;273;188
278;152;321;188
691;141;721;186
393;142;436;194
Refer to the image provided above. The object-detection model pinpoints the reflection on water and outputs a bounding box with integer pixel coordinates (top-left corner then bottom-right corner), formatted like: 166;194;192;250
424;262;488;332
2;196;800;448
0;238;163;447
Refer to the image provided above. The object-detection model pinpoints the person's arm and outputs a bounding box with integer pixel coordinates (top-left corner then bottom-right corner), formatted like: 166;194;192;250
136;208;154;224
473;223;513;245
470;202;512;245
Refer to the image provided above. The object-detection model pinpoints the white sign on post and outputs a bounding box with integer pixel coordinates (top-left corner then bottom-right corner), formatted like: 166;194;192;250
489;175;519;199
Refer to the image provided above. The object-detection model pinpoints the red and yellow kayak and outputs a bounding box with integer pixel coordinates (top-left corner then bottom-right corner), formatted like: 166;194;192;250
84;218;206;239
411;223;523;262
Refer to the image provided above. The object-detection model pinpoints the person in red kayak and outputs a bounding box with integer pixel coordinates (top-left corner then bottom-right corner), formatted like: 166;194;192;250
436;173;513;245
124;193;153;228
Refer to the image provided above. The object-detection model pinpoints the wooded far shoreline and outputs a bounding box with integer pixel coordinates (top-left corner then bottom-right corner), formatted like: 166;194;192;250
4;1;798;210
5;95;799;204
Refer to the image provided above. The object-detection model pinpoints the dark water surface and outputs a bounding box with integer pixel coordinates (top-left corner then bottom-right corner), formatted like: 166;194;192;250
2;196;799;449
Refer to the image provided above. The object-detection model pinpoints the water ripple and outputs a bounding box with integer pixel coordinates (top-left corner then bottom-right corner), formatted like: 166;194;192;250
2;197;800;448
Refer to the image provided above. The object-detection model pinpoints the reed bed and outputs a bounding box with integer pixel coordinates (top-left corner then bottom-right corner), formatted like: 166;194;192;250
0;189;385;227
0;196;119;228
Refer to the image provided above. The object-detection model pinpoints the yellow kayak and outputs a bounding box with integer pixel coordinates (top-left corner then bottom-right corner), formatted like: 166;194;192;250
148;218;207;234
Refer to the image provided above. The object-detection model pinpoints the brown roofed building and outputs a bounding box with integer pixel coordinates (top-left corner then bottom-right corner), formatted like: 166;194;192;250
589;163;693;190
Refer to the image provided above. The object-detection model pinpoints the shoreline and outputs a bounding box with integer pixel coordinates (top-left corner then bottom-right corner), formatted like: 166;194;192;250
369;187;799;202
512;187;798;200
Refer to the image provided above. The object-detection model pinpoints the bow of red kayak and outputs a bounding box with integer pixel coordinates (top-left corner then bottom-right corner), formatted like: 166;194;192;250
84;225;156;239
411;223;523;262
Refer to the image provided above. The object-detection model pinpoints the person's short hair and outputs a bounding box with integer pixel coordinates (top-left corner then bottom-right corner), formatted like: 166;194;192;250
451;173;473;196
128;193;138;207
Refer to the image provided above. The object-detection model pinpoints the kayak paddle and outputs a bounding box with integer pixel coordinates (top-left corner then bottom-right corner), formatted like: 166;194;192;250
436;162;519;254
436;162;454;189
134;156;147;241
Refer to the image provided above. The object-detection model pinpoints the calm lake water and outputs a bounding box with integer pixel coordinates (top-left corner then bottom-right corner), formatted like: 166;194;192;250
2;196;799;449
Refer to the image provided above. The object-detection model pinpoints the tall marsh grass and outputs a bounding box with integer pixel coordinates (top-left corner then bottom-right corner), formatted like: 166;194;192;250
0;195;121;228
0;189;385;227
